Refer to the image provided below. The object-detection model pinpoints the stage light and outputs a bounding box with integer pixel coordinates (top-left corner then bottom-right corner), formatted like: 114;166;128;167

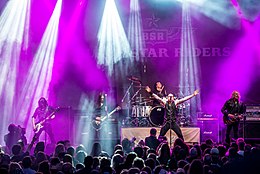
0;0;31;144
179;2;201;124
176;0;206;6
232;1;260;65
16;0;62;141
193;0;240;29
128;0;145;61
233;0;260;22
97;0;132;75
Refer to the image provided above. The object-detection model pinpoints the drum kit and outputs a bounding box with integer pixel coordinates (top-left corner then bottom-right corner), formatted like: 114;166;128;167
122;76;190;127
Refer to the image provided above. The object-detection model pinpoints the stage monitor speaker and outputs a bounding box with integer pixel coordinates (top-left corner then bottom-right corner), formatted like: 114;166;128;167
197;120;219;143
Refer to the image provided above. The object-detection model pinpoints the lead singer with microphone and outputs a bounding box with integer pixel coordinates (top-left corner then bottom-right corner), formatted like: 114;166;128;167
145;87;199;141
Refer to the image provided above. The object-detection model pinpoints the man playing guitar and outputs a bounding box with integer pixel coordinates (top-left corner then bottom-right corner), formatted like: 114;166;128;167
93;93;108;127
221;91;246;144
32;97;58;144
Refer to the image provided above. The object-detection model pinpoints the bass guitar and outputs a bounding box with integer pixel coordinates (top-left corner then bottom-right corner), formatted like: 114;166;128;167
34;107;60;134
92;106;121;130
223;113;243;125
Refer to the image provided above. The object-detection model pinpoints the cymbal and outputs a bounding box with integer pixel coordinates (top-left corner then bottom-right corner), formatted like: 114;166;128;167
127;76;141;83
134;86;147;88
132;98;153;102
131;101;153;105
134;96;146;99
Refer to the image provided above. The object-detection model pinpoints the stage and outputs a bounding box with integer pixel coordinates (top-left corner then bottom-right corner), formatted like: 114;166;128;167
121;127;200;145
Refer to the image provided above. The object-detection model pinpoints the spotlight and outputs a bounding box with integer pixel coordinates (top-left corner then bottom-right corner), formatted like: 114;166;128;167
97;0;132;75
17;0;62;141
0;0;31;144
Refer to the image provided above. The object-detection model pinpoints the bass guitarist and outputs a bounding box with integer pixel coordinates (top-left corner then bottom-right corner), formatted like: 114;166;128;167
32;97;57;144
221;91;246;144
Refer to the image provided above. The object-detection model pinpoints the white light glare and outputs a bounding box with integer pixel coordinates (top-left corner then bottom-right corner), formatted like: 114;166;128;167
17;0;62;140
128;0;145;61
97;0;132;75
177;0;206;6
179;3;201;118
0;0;31;144
158;0;206;6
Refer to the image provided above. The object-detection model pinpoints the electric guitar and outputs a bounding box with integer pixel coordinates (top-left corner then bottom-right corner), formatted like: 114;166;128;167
223;113;243;125
34;107;60;134
92;106;121;130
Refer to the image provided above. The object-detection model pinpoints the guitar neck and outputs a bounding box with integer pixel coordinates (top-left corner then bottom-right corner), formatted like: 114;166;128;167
108;109;117;117
101;110;115;121
39;109;59;124
101;107;120;121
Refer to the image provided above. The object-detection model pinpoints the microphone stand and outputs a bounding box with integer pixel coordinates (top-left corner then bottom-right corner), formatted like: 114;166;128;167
131;85;142;101
121;82;133;103
169;102;172;148
168;100;175;148
121;82;133;120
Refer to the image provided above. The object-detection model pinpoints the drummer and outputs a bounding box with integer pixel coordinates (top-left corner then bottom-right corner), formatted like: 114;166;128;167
151;81;167;106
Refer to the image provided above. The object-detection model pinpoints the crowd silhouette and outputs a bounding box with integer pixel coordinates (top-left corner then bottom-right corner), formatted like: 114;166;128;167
1;126;260;174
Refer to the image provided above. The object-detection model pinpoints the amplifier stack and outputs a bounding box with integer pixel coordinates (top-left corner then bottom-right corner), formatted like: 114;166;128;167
245;104;260;121
238;104;260;141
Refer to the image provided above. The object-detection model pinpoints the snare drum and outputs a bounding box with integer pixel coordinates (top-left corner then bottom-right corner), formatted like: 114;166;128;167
149;106;165;127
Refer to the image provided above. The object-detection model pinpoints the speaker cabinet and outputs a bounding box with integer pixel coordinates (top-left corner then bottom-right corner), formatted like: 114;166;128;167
239;121;260;140
197;121;219;142
51;107;73;143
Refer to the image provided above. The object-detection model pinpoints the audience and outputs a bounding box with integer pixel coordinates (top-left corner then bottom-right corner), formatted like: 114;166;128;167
144;128;160;151
1;131;260;174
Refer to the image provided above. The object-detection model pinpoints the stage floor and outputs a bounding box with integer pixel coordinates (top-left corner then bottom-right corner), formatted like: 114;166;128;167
121;127;200;145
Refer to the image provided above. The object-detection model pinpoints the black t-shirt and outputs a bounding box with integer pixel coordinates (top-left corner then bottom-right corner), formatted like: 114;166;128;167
32;106;55;124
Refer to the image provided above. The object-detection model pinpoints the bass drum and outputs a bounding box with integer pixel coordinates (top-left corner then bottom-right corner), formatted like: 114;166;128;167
149;106;165;127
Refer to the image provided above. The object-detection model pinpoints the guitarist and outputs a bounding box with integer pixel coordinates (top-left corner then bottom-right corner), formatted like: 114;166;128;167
221;91;246;144
92;93;108;132
32;97;56;144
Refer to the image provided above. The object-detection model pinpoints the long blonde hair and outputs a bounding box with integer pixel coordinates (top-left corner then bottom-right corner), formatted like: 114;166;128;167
231;91;240;100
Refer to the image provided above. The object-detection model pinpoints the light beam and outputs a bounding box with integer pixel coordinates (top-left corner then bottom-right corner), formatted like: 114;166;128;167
16;0;62;142
97;0;132;75
0;0;31;144
179;2;201;125
128;0;145;61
